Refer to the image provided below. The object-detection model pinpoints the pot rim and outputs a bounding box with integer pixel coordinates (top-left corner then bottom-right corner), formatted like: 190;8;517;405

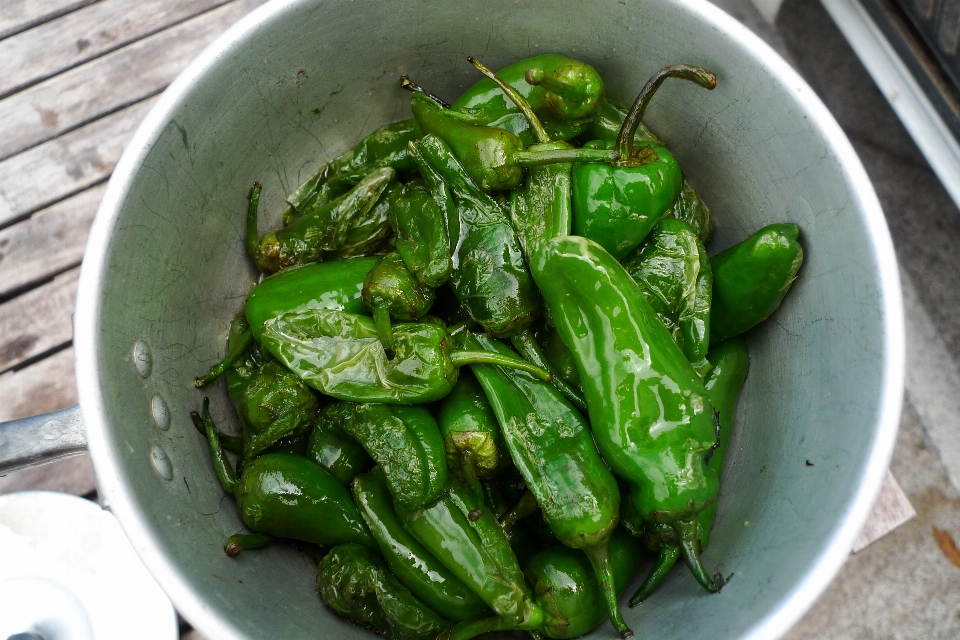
73;1;905;638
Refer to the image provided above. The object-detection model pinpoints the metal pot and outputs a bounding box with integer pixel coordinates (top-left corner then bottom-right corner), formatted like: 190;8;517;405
0;0;904;638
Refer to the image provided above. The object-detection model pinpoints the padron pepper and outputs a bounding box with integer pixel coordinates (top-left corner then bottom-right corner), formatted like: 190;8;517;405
436;368;505;491
305;401;373;485
261;308;552;404
387;178;452;288
244;256;378;341
530;235;723;594
362;251;435;359
452;53;605;146
317;543;450;640
667;180;714;245
192;400;375;550
353;470;490;622
247;168;395;273
571;64;717;260
451;528;643;640
710;223;803;342
392;476;541;628
465;332;630;638
630;336;749;605
286;118;422;221
622;217;713;377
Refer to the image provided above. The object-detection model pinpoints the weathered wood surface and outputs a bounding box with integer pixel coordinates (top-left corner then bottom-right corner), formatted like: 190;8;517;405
0;0;95;41
0;268;79;371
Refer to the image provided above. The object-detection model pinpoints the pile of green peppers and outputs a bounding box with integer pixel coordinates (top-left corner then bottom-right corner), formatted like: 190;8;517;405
193;52;804;640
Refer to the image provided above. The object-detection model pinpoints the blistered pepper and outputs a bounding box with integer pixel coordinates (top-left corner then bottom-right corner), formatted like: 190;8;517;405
629;337;749;604
571;64;717;260
362;251;435;359
261;309;551;404
436;368;504;491
622;217;713;377
318;543;449;640
466;333;629;638
353;470;490;622
710;223;803;342
387;178;452;288
305;401;373;485
531;235;723;594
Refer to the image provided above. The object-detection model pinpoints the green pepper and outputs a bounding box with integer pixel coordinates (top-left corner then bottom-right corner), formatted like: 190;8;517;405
318;543;450;640
392;477;541;628
571;64;717;260
247;168;395;273
436;368;504;491
245;256;378;341
452;53;605;145
629;337;749;604
577;97;662;147
530;235;722;594
261;308;552;404
306;401;373;485
710;223;803;342
286;118;422;220
667;180;714;244
192;401;375;549
338;402;448;510
465;333;629;638
534;323;580;389
622;218;713;377
387;178;452;288
362;251;435;359
353;470;490;622
409;92;614;193
333;180;399;259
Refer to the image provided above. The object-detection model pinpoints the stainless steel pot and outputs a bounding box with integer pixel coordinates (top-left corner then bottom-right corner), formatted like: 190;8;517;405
1;0;904;638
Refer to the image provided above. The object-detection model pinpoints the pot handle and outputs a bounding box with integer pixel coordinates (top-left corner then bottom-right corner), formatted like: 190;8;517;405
0;405;87;474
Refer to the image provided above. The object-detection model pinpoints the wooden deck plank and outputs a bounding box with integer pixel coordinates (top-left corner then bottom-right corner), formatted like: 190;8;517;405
0;0;235;99
0;268;79;372
0;0;266;160
0;0;96;41
0;97;155;228
0;185;104;299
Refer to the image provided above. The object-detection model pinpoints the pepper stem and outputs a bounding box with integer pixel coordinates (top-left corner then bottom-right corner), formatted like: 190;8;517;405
449;350;553;382
371;304;396;360
245;182;263;266
225;533;273;557
192;398;239;494
672;517;723;593
190;413;243;454
195;325;254;388
467;56;550;144
582;542;633;638
510;330;586;411
514;146;617;167
448;606;544;640
629;543;680;605
616;64;717;163
400;75;451;108
525;67;583;102
498;489;539;533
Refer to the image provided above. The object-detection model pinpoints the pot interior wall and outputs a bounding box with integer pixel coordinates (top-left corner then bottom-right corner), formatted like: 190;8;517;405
87;0;895;638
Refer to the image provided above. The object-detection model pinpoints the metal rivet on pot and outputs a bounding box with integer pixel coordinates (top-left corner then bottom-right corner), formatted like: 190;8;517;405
151;395;171;430
133;340;152;378
151;445;173;481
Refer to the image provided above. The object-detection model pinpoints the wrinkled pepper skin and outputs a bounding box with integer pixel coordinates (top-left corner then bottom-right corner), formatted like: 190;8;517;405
353;471;490;622
622;218;713;377
436;368;504;490
287;118;422;217
306;402;373;485
710;223;803;342
578;98;661;147
340;403;448;510
387;178;452;288
333;179;399;259
262;309;551;404
410;135;541;337
466;333;629;638
571;139;682;260
362;251;435;356
531;235;721;592
250;168;395;273
235;453;374;548
668;180;714;244
535;323;580;389
509;140;573;268
629;337;749;604
393;477;539;627
452;54;604;145
245;256;378;341
317;543;449;640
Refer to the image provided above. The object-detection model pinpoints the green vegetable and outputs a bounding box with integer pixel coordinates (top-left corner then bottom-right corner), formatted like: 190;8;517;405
362;251;435;359
436;368;505;491
305;401;373;485
387;178;452;287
